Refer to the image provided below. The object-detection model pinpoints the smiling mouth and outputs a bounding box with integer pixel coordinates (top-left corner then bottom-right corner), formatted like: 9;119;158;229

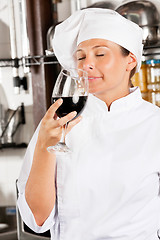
88;77;102;81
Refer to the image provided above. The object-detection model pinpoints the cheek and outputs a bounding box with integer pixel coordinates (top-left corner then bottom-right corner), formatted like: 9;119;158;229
99;58;116;77
77;60;82;69
99;53;116;70
102;55;126;76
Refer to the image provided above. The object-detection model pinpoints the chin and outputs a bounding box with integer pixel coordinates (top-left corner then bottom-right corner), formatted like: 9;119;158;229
89;89;97;94
89;86;105;94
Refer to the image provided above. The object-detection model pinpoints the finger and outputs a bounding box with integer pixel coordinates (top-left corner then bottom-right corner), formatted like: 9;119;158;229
67;115;82;133
53;113;58;120
57;111;77;127
45;98;63;119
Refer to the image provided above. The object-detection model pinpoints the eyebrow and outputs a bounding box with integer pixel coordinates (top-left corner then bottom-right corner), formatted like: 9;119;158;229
76;45;108;53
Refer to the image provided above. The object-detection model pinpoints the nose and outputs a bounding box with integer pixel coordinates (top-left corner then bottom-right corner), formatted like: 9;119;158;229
83;64;94;71
82;56;94;72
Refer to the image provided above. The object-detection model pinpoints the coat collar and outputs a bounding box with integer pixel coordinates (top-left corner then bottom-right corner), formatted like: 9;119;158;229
86;87;143;115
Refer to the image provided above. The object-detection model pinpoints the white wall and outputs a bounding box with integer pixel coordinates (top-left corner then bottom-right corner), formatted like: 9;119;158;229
0;0;34;206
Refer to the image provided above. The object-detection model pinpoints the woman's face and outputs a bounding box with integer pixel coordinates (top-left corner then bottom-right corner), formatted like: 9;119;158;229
76;38;135;103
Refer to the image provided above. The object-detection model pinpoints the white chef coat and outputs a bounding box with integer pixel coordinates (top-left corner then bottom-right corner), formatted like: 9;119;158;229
17;87;160;240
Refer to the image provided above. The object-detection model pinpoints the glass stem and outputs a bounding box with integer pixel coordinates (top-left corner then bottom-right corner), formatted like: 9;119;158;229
62;123;68;144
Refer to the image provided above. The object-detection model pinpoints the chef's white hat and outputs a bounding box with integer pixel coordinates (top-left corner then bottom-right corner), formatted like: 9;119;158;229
52;8;143;73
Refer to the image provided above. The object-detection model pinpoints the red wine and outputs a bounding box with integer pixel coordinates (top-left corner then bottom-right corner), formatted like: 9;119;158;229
51;96;88;118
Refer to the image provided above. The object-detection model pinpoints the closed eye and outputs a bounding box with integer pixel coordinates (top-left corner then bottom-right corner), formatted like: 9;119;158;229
96;54;105;57
77;57;86;61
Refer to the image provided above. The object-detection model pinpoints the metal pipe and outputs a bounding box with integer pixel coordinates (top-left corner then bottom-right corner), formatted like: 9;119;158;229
8;0;20;94
20;0;30;74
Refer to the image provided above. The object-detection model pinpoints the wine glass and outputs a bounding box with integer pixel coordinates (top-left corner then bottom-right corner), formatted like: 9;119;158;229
47;68;88;154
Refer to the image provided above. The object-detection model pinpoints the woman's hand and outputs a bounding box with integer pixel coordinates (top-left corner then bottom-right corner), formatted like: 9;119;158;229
25;98;82;226
37;98;82;150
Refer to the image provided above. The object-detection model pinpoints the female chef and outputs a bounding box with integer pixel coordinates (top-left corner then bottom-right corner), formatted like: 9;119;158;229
17;8;160;240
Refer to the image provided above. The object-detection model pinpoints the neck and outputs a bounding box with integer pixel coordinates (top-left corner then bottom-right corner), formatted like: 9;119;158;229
94;86;130;110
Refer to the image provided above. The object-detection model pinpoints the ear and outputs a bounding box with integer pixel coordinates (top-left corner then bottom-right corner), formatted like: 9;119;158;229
126;53;137;71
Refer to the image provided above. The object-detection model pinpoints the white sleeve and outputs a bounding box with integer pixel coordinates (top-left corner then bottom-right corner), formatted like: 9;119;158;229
17;122;56;233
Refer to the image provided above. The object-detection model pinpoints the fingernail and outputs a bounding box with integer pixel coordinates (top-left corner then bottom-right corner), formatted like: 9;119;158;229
71;111;77;116
58;98;63;104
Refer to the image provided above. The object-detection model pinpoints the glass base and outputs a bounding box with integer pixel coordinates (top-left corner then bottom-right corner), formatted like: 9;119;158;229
47;142;71;154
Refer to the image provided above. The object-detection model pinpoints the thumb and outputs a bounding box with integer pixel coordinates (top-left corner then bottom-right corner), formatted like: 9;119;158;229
66;115;82;134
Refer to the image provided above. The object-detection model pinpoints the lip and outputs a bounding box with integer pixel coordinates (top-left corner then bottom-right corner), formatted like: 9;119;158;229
88;77;102;81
